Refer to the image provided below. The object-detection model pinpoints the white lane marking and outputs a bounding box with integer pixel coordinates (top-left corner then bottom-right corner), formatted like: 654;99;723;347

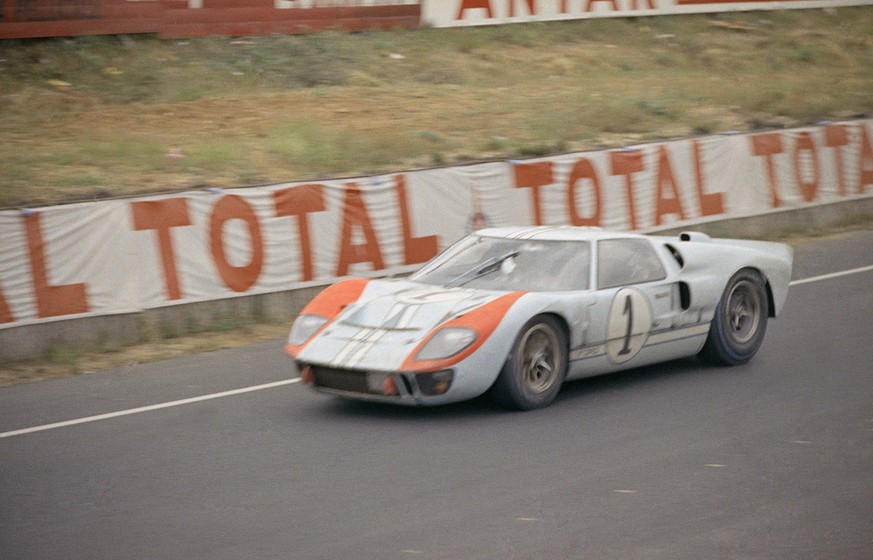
0;379;299;439
790;264;873;286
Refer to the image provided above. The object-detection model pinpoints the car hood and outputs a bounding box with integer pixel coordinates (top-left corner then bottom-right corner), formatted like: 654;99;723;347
343;282;503;329
297;280;508;370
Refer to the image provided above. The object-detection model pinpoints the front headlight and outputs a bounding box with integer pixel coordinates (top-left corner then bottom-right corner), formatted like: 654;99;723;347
288;314;329;346
415;328;477;361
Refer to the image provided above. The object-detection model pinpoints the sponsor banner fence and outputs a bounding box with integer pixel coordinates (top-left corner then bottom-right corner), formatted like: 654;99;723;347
423;0;873;27
0;0;161;38
159;0;421;38
1;120;872;330
0;0;420;39
3;0;872;39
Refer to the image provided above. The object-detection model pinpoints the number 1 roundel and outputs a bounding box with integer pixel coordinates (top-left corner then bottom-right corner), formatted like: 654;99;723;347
606;288;653;364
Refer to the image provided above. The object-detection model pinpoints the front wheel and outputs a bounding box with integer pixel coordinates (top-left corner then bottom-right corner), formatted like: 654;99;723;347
492;316;568;410
699;268;768;366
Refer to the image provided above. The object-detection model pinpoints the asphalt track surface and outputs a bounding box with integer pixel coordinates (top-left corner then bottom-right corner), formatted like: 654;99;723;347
1;231;872;560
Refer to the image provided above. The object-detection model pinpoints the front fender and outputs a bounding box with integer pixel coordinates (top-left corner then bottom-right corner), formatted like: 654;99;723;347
446;292;586;399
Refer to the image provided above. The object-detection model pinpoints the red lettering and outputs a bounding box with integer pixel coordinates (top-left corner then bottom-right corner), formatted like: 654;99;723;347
557;0;653;13
336;185;385;276
825;124;849;196
513;161;554;226
209;195;264;293
273;184;326;282
793;131;820;203
509;0;536;16
750;133;784;208
395;175;439;265
609;149;644;230
692;139;724;217
859;125;873;194
24;212;89;319
457;0;493;19
567;158;602;227
131;198;192;300
0;283;13;323
586;0;619;11
654;145;687;225
457;0;653;20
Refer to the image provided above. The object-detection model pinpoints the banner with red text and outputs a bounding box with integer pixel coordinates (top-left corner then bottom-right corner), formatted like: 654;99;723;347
423;0;873;27
1;120;872;329
5;1;873;39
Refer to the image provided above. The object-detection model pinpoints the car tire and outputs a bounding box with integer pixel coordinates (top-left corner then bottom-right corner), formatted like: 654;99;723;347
699;268;768;366
493;315;568;410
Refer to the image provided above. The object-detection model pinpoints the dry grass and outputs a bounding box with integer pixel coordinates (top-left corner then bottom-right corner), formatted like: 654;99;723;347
0;322;290;387
1;7;871;208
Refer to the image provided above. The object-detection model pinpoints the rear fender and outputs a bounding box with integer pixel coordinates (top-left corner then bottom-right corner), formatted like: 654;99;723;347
664;238;792;317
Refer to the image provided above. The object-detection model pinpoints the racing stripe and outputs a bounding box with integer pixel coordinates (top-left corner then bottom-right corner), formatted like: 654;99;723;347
505;226;557;240
335;302;423;368
345;329;388;367
570;323;710;362
334;327;378;366
505;225;592;240
389;304;421;329
647;323;710;345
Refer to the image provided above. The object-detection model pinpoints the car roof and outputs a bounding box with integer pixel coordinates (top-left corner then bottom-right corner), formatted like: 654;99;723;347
475;226;648;242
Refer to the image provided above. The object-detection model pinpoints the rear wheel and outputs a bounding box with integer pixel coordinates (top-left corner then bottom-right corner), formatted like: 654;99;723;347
493;316;568;410
699;268;768;365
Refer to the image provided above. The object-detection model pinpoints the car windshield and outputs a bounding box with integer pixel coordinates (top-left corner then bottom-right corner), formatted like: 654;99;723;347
411;235;590;292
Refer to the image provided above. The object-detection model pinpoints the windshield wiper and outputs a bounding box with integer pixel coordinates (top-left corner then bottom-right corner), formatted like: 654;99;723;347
446;250;519;288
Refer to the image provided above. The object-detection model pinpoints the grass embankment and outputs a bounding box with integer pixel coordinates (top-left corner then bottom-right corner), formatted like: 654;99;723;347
2;7;871;208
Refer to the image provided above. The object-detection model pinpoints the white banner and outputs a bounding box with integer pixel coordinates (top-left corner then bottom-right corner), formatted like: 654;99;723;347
422;0;873;27
1;120;872;329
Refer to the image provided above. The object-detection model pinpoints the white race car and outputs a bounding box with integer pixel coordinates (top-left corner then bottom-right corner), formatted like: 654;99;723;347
286;226;792;410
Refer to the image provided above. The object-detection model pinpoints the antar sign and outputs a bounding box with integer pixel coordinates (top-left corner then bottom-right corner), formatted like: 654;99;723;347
422;1;873;26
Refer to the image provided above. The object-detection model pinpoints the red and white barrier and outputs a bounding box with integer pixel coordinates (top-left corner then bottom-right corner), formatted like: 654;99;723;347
423;0;873;27
4;1;872;39
0;0;421;39
1;120;872;329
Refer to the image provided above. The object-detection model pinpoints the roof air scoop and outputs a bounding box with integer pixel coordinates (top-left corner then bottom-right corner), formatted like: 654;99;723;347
679;231;712;243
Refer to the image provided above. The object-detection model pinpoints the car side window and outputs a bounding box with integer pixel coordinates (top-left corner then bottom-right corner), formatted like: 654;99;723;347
597;239;667;289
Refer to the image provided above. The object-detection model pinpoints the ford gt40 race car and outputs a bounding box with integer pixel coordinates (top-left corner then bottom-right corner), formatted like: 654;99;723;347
286;226;792;410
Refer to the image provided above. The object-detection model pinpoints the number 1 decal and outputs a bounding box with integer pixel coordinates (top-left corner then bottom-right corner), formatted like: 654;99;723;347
619;295;634;356
606;288;653;364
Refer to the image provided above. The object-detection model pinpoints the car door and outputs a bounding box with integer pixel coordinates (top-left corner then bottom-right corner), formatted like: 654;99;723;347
588;238;684;367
